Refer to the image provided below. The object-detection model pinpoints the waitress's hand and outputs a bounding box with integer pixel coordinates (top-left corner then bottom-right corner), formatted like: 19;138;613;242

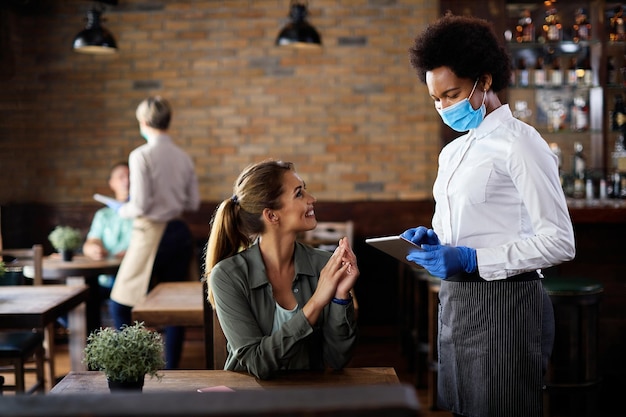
401;226;440;246
406;245;476;279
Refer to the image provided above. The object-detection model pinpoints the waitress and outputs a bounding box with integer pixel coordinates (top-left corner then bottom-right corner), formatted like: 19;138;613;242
402;14;575;417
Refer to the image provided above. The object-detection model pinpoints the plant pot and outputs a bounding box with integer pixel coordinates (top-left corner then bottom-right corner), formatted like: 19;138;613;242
107;375;145;392
60;250;74;262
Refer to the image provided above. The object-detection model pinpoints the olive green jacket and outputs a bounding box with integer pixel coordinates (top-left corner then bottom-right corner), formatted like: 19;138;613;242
210;242;357;379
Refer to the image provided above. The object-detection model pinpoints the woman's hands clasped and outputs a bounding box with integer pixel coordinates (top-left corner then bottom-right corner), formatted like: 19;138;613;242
304;237;359;324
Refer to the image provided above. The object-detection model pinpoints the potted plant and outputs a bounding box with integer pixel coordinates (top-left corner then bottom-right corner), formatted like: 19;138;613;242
83;322;165;392
48;225;82;261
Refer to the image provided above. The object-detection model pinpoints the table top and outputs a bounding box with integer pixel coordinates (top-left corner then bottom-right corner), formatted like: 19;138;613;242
23;255;121;280
0;284;89;328
50;367;400;394
132;281;204;327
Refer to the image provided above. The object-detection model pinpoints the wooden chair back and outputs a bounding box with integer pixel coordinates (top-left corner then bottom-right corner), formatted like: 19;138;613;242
202;280;228;370
0;245;43;286
301;221;354;250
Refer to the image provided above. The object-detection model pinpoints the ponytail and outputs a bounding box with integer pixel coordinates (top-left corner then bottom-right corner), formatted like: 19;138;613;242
204;198;251;306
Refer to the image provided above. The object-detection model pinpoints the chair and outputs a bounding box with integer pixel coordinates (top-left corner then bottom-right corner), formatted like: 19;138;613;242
202;279;228;370
301;221;354;251
0;244;47;394
0;330;45;394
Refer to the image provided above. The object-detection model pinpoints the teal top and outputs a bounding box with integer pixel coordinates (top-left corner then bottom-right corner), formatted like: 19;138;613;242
87;207;133;288
87;207;133;255
210;242;358;380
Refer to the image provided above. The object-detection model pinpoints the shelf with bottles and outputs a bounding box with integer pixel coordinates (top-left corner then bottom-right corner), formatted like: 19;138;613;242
509;43;595;89
508;85;595;134
505;2;594;45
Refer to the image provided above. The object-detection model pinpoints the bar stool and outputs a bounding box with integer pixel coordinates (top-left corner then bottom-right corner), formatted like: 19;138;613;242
542;275;603;417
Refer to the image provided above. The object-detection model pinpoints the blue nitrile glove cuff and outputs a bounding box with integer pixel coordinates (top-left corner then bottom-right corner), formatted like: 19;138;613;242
406;245;477;279
457;246;477;273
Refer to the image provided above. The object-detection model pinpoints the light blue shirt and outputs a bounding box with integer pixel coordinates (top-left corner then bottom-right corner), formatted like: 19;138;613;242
87;207;133;255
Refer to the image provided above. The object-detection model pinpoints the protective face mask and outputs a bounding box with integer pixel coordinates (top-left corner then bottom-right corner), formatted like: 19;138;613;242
139;126;150;141
437;80;486;132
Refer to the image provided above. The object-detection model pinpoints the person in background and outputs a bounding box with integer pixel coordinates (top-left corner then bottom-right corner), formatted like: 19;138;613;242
83;161;133;296
107;96;200;369
205;160;358;380
402;14;575;417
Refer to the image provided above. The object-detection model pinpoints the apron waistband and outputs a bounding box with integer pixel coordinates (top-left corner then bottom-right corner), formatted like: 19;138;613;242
446;270;540;282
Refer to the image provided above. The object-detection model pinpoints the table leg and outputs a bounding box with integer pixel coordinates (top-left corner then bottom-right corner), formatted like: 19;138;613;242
79;274;102;335
67;277;87;372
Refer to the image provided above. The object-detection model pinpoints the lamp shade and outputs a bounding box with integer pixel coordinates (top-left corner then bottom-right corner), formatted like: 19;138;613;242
276;2;321;48
72;8;117;54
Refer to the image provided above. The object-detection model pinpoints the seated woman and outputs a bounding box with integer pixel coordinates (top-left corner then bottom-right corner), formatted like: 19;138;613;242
205;160;359;379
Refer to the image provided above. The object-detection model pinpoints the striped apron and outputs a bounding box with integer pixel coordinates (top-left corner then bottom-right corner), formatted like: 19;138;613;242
437;273;553;417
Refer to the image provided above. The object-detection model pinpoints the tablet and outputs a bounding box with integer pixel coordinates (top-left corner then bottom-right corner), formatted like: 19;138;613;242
365;235;423;266
93;193;118;207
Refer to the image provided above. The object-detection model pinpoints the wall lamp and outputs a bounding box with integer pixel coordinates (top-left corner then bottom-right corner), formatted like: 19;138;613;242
72;3;118;54
275;1;322;48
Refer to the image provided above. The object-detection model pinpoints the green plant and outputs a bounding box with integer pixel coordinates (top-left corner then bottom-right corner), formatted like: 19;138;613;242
0;260;5;277
83;322;165;383
48;225;82;251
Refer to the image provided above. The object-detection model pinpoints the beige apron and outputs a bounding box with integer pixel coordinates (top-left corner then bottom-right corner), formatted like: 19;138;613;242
110;217;166;307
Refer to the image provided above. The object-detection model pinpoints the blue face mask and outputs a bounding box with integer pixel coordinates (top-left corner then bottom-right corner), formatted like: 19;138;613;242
437;80;486;132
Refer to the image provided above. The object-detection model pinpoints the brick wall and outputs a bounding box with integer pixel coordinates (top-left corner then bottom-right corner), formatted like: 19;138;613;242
0;0;439;204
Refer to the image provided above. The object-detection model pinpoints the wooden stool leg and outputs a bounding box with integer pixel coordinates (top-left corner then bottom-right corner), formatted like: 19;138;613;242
427;282;440;410
44;323;56;388
35;345;45;393
14;357;25;393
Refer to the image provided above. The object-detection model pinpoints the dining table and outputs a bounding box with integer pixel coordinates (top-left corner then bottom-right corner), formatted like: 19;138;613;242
23;255;121;334
50;367;400;394
11;368;419;417
0;284;90;379
132;281;203;327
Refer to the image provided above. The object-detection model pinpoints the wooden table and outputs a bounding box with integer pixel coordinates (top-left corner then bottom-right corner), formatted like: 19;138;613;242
132;281;203;327
50;367;400;394
0;285;89;375
24;255;121;334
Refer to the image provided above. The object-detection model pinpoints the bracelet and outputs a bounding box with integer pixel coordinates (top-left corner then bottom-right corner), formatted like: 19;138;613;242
332;293;352;305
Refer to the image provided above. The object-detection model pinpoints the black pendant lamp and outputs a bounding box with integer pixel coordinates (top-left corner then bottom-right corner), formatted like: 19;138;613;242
275;1;322;48
72;7;118;54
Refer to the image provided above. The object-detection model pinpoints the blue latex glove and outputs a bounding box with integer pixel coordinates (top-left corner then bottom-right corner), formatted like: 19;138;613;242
401;226;440;246
406;244;477;279
106;200;124;212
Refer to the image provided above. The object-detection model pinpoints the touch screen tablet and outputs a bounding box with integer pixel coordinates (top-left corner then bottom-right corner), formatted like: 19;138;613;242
365;235;423;266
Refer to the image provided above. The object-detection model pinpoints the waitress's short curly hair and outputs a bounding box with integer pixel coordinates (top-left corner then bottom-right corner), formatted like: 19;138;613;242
409;13;512;93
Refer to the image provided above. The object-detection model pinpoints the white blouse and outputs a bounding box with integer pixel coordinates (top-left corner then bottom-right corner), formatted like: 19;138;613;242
432;105;575;280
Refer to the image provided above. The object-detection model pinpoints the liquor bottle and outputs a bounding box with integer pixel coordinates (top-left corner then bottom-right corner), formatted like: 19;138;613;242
548;98;565;132
610;5;626;42
607;56;618;85
517;57;529;87
516;9;535;43
533;57;546;87
570;95;588;132
572;142;586;198
550;56;562;86
567;57;578;86
611;94;626;132
578;55;592;86
573;8;591;43
543;8;562;42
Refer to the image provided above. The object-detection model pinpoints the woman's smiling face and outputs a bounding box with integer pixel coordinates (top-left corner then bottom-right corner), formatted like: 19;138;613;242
274;170;317;233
